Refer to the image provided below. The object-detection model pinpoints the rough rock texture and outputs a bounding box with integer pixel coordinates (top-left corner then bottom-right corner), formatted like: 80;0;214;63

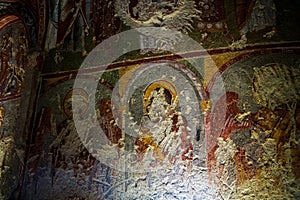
0;136;21;199
208;55;300;199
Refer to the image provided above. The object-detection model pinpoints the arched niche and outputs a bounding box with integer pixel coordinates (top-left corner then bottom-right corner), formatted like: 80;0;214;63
0;1;38;49
0;0;41;147
0;14;30;199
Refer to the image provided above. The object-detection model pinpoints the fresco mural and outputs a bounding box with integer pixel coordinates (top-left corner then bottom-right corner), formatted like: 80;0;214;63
207;53;300;199
46;0;90;51
0;20;27;98
23;49;300;199
0;0;299;199
0;14;32;199
114;0;199;34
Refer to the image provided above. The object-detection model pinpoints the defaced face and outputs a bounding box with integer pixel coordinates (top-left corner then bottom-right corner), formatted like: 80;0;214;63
146;88;171;122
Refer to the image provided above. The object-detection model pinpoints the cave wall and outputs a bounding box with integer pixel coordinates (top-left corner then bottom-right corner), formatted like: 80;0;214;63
0;0;299;199
24;51;300;199
0;1;44;199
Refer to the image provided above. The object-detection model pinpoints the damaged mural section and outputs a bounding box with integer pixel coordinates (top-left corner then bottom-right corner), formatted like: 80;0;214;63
0;15;31;199
22;51;300;199
208;54;300;199
24;58;221;199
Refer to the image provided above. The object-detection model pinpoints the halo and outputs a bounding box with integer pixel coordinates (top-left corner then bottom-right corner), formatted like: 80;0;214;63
63;88;88;118
143;80;178;113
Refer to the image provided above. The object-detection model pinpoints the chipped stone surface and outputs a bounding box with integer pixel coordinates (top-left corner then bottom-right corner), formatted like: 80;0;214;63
208;54;300;199
0;136;21;199
22;54;300;199
1;1;300;199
